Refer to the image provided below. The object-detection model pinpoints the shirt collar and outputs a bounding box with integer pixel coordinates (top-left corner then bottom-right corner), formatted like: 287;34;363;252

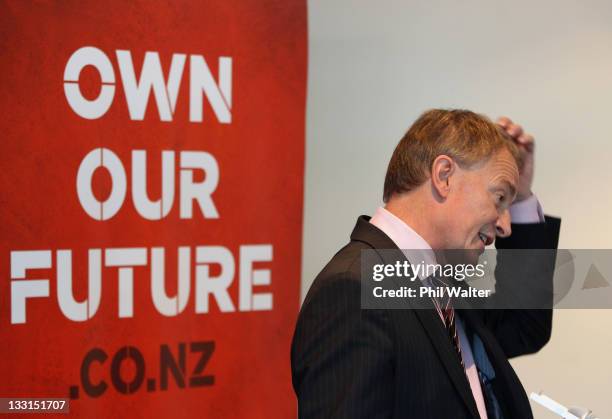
369;206;437;279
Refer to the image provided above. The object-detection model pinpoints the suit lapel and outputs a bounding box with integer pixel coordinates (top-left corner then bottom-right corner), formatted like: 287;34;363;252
351;216;480;418
410;308;480;417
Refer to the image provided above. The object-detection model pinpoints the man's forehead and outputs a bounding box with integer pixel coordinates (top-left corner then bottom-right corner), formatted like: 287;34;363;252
486;150;519;185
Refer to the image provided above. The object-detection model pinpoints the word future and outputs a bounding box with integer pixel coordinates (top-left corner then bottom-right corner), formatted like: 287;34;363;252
10;245;273;324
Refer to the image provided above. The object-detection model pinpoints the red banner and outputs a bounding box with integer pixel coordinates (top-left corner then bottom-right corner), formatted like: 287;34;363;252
0;1;306;417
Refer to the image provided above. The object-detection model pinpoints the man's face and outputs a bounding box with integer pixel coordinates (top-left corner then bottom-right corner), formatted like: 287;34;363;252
441;148;519;252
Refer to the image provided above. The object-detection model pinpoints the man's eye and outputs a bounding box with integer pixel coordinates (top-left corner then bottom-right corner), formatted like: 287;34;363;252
497;194;505;203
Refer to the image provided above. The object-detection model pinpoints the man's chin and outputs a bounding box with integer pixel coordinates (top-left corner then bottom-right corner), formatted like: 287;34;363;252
437;248;482;265
463;248;483;265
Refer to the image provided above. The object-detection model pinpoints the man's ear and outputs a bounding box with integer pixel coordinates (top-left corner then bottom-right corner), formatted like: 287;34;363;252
431;155;455;199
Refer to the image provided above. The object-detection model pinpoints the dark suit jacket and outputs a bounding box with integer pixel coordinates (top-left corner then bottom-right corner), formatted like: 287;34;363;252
291;215;561;418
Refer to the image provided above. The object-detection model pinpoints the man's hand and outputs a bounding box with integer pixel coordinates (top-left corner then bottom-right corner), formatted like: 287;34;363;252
496;116;534;202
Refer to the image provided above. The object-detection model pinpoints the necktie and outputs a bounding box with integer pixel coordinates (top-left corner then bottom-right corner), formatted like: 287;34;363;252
471;331;505;419
428;275;464;368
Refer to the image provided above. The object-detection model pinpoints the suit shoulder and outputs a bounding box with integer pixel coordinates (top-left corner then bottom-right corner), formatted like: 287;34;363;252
301;240;371;307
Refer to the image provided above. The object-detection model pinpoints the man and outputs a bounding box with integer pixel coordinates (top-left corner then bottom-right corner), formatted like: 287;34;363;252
291;109;561;418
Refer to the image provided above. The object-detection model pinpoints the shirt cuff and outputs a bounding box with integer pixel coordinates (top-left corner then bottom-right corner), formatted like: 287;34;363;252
509;194;545;223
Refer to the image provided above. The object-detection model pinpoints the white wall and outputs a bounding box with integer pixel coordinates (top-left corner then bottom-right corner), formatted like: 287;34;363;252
304;1;612;417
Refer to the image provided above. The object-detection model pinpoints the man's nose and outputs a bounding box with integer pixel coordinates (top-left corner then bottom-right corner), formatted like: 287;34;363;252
495;210;512;238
